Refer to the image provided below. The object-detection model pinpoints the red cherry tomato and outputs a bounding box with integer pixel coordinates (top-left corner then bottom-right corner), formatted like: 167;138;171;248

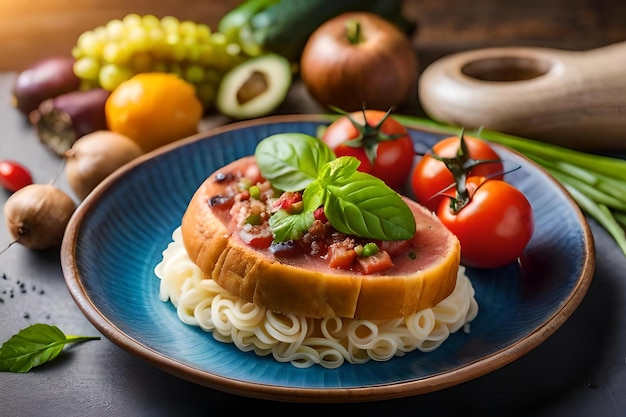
0;160;33;192
411;135;504;212
322;110;414;190
436;177;534;269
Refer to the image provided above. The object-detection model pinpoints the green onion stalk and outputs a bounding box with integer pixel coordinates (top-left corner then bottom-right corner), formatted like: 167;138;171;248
392;115;626;256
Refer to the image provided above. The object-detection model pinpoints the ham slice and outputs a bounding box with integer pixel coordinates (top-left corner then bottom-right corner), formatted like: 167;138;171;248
182;156;461;319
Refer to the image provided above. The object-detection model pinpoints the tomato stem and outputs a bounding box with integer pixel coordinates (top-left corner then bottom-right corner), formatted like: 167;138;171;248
429;130;501;213
329;106;404;166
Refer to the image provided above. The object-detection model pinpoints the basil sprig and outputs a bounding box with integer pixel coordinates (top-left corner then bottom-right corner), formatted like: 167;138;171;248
254;132;337;191
0;323;100;373
255;133;416;242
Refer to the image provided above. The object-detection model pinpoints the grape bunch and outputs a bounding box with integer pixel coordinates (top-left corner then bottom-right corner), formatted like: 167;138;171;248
71;14;248;108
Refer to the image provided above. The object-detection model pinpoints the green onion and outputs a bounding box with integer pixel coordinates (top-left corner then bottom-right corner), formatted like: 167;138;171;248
356;242;379;257
245;213;263;226
248;184;261;199
392;115;626;256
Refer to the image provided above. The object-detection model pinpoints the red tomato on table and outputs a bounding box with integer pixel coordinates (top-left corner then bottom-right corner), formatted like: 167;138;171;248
0;160;33;192
411;135;504;212
322;110;414;190
436;176;534;269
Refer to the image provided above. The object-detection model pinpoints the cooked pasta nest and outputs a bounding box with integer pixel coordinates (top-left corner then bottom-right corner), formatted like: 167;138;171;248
155;227;479;369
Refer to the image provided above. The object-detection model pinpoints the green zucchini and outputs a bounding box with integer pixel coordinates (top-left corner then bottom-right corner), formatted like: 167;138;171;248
218;0;281;43
218;0;416;61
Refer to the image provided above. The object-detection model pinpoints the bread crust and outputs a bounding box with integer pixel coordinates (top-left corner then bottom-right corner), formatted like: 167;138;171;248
182;157;461;319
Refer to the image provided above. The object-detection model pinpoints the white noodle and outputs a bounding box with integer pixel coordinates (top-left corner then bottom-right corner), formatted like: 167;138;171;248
156;227;479;369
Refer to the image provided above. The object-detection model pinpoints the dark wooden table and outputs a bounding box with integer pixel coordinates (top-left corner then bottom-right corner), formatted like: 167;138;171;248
2;2;626;416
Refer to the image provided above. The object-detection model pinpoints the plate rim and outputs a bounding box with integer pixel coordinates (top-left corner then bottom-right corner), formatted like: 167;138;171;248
60;114;596;403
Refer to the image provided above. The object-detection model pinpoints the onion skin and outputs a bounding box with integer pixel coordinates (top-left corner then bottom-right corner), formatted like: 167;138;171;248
300;12;418;112
64;130;144;200
11;57;81;116
29;88;110;156
3;184;77;250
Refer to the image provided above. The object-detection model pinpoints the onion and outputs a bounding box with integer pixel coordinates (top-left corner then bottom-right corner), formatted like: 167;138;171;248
300;12;418;112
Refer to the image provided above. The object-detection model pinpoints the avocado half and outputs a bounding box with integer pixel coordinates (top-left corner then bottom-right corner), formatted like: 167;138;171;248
216;53;292;119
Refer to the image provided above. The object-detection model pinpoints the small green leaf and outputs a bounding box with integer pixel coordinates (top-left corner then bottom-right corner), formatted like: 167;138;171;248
321;159;416;240
302;180;325;213
318;155;361;188
270;209;315;242
255;133;335;191
0;323;100;373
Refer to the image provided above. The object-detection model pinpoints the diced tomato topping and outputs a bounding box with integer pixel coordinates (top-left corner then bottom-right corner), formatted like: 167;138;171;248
273;191;302;211
357;250;394;274
328;243;357;269
239;189;251;201
239;228;273;249
313;207;327;223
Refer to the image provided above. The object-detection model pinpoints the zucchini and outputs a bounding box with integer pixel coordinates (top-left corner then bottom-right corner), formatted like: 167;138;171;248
218;0;416;61
218;0;281;43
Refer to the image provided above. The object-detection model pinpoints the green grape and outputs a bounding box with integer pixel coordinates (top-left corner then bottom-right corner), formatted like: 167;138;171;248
71;13;251;108
105;19;125;41
141;14;160;28
160;16;180;33
73;57;100;81
123;13;143;28
76;31;104;58
165;34;186;62
127;26;149;49
179;20;197;37
195;24;212;43
184;64;205;84
99;64;134;91
102;41;134;65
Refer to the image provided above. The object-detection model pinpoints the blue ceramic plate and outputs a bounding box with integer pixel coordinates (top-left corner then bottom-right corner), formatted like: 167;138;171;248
61;115;595;402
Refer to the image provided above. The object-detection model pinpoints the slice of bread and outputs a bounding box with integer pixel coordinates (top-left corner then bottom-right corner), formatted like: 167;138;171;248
182;156;460;319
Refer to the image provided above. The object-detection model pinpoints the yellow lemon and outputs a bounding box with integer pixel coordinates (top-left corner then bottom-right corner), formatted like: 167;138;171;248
105;72;203;152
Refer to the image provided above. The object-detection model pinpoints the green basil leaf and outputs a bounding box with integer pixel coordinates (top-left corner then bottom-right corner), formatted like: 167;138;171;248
270;209;315;242
302;180;325;212
318;155;361;188
0;323;100;373
322;163;416;241
255;133;335;191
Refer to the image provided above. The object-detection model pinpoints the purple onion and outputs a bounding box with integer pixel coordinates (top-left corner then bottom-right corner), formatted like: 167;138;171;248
12;57;81;116
29;88;110;156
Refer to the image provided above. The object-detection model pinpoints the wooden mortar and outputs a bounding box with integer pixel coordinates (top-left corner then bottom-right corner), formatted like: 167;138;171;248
418;41;626;151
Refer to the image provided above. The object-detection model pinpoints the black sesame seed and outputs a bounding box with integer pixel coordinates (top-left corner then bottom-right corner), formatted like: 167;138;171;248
209;195;231;207
215;172;235;183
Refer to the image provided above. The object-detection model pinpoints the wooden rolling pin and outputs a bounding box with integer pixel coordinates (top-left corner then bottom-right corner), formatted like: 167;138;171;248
418;41;626;151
